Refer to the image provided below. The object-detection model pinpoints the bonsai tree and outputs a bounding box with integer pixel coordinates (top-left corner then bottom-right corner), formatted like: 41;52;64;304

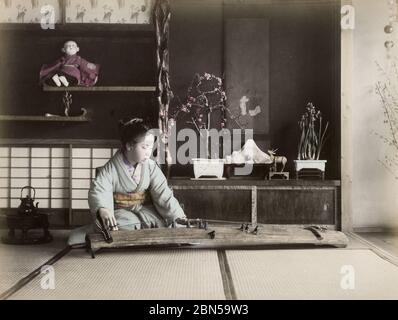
297;102;329;160
170;73;228;158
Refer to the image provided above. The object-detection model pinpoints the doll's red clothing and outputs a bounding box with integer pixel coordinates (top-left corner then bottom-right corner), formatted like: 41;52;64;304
40;54;100;87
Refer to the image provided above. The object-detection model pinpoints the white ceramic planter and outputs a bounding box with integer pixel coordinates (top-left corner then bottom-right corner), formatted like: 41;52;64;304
294;160;327;172
192;158;225;179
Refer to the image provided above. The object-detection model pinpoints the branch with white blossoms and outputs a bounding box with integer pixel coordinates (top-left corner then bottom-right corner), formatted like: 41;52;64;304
375;60;398;178
169;72;243;134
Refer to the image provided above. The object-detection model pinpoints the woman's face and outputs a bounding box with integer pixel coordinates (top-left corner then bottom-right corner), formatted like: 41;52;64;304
126;133;155;164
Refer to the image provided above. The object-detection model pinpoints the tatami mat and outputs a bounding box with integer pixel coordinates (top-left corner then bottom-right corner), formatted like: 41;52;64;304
10;249;225;300
0;230;69;294
3;232;398;300
226;248;398;299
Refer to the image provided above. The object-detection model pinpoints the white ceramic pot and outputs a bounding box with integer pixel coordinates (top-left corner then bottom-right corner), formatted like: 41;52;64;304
294;160;327;172
192;158;225;179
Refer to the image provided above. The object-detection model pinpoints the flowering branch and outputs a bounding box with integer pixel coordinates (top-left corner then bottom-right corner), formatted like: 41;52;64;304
375;60;398;177
170;72;243;134
170;73;227;132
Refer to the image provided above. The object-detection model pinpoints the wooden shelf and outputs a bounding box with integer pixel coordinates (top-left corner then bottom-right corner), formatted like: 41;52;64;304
42;85;156;92
0;139;119;146
0;23;155;33
169;179;341;187
0;114;90;122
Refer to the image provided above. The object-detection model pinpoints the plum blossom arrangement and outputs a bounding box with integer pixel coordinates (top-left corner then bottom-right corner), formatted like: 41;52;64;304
297;102;329;160
170;72;244;133
168;73;230;159
170;73;228;133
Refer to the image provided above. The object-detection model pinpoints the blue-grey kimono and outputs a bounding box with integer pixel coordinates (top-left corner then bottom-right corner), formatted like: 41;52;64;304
67;150;185;245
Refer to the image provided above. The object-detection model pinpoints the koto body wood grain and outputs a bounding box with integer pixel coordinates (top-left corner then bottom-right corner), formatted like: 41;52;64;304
87;225;349;255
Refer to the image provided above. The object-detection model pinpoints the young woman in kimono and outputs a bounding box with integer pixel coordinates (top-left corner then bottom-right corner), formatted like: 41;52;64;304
67;119;187;245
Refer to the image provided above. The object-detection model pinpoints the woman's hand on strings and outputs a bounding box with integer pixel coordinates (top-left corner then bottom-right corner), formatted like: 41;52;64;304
99;208;119;231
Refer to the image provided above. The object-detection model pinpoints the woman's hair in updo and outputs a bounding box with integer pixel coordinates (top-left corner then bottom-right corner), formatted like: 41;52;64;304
118;118;151;151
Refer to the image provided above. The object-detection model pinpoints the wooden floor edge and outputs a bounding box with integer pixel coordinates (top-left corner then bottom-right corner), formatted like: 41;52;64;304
217;250;237;300
347;232;398;267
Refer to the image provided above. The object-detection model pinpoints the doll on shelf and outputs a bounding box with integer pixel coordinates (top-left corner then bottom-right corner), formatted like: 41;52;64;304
39;40;100;87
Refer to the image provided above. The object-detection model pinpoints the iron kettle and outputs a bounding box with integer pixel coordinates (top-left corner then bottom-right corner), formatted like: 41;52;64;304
18;186;39;215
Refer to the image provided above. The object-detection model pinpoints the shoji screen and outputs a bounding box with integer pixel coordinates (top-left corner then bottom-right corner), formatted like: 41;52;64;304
0;145;118;210
71;148;118;209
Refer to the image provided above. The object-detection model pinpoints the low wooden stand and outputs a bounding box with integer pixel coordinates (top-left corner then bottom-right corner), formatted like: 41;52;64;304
295;168;325;180
1;212;53;245
268;172;289;180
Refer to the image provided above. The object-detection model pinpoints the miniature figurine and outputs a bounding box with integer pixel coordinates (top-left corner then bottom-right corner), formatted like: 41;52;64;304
39;40;100;87
267;149;288;172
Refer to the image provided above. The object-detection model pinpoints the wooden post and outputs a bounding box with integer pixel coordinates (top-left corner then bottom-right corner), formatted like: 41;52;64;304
154;0;172;173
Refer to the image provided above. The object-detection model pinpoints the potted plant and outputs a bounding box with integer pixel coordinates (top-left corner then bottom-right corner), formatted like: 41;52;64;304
294;102;329;177
170;72;228;179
